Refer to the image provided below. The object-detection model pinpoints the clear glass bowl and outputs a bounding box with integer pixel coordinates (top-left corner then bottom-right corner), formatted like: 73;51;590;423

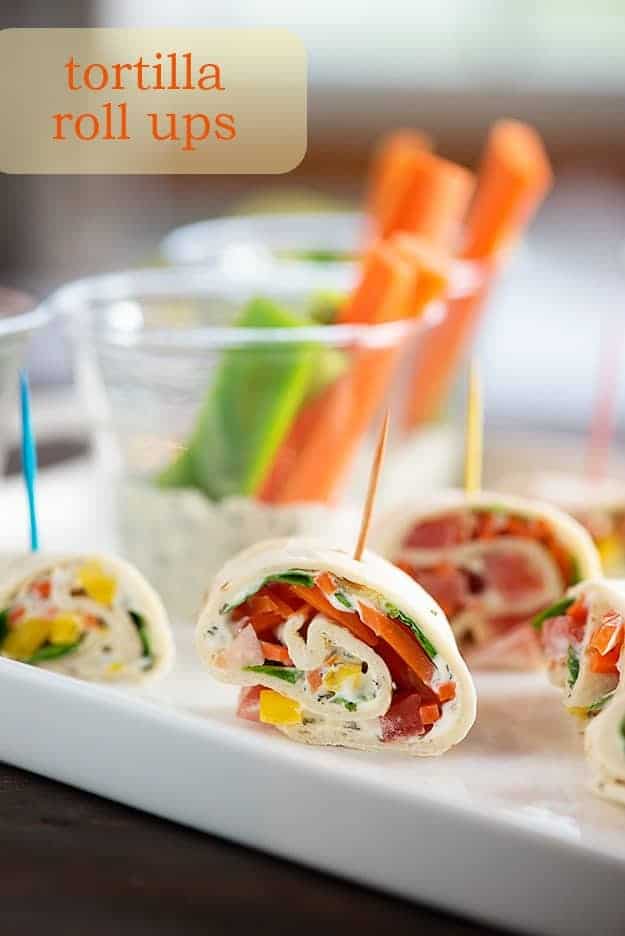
50;266;468;623
160;210;481;299
0;289;51;475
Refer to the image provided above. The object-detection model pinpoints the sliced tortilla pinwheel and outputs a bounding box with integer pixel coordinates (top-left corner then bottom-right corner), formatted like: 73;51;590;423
536;578;625;721
0;554;174;684
585;683;625;807
374;491;601;669
498;471;625;574
196;537;476;755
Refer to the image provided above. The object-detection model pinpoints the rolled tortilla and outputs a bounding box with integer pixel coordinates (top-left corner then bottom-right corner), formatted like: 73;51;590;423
585;682;625;807
498;470;625;574
536;578;625;720
196;537;476;755
0;554;174;684
373;490;601;669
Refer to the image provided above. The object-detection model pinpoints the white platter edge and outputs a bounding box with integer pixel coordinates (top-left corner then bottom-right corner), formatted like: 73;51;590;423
1;658;624;936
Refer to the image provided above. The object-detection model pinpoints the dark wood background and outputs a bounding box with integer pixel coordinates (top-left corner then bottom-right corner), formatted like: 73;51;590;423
0;761;506;936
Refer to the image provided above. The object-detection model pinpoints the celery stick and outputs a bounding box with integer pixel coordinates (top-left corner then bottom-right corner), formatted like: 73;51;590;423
158;298;318;500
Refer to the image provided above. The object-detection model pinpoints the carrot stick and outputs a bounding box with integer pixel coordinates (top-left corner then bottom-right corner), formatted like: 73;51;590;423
339;240;416;325
261;240;415;503
367;129;432;235
380;149;475;249
404;120;553;427
392;233;451;313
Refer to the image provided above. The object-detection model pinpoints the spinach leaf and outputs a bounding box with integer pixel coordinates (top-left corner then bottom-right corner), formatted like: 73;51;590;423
29;640;82;664
587;692;615;716
532;596;574;632
567;645;580;688
0;609;9;645
130;610;153;666
244;664;303;684
264;571;315;589
332;696;357;712
384;602;437;661
220;570;314;613
621;716;625;746
569;555;582;586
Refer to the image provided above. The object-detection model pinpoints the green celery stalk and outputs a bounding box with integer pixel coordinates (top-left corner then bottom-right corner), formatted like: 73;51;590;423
157;298;320;500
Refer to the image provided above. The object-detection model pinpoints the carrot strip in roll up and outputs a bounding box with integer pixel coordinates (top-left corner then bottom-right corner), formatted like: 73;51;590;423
404;120;553;428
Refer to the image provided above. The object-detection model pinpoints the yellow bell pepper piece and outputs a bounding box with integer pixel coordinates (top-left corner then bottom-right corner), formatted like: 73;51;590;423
322;663;362;692
2;618;50;660
259;690;302;726
76;561;117;605
49;613;81;645
567;706;590;722
597;534;625;573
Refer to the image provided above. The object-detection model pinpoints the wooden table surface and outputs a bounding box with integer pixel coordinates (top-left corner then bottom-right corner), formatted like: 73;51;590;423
0;761;506;936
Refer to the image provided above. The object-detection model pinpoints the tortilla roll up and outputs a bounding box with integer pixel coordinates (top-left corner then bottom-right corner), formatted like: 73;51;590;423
585;677;625;808
196;538;476;755
375;491;601;670
0;554;174;684
536;578;625;722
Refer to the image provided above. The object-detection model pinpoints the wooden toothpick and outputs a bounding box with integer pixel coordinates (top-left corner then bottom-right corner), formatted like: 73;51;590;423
354;410;390;560
464;359;483;495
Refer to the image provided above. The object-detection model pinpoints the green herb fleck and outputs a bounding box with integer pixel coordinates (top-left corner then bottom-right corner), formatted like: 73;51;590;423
244;664;303;685
567;645;580;688
335;591;353;610
130;610;153;667
384;603;437;660
620;716;625;746
531;597;574;632
28;640;82;664
332;697;357;712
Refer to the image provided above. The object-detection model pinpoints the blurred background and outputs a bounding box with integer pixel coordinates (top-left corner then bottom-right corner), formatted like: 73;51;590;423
2;0;625;435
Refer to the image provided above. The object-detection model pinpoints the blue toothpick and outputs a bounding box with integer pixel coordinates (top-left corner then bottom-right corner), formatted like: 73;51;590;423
19;370;39;552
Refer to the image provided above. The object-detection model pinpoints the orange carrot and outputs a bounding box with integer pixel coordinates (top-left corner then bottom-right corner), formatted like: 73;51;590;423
588;645;621;676
367;129;432;236
260;641;293;665
264;240;415;504
289;584;378;647
358;602;434;682
437;681;456;703
392;233;451;317
419;703;441;725
339;239;416;325
381;149;475;248
567;599;588;624
404;120;552;428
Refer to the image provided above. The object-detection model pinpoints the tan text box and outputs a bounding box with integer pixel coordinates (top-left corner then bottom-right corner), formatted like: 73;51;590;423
0;28;307;174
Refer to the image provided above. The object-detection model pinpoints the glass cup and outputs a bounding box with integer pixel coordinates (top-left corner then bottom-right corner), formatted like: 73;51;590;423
50;264;476;624
0;288;51;476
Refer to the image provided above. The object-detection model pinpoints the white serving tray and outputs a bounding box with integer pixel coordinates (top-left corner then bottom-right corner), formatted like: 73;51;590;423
2;458;625;935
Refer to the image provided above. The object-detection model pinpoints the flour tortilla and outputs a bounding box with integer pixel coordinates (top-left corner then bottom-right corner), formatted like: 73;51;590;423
196;537;476;756
0;553;174;684
585;681;625;807
373;489;602;582
547;579;625;714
